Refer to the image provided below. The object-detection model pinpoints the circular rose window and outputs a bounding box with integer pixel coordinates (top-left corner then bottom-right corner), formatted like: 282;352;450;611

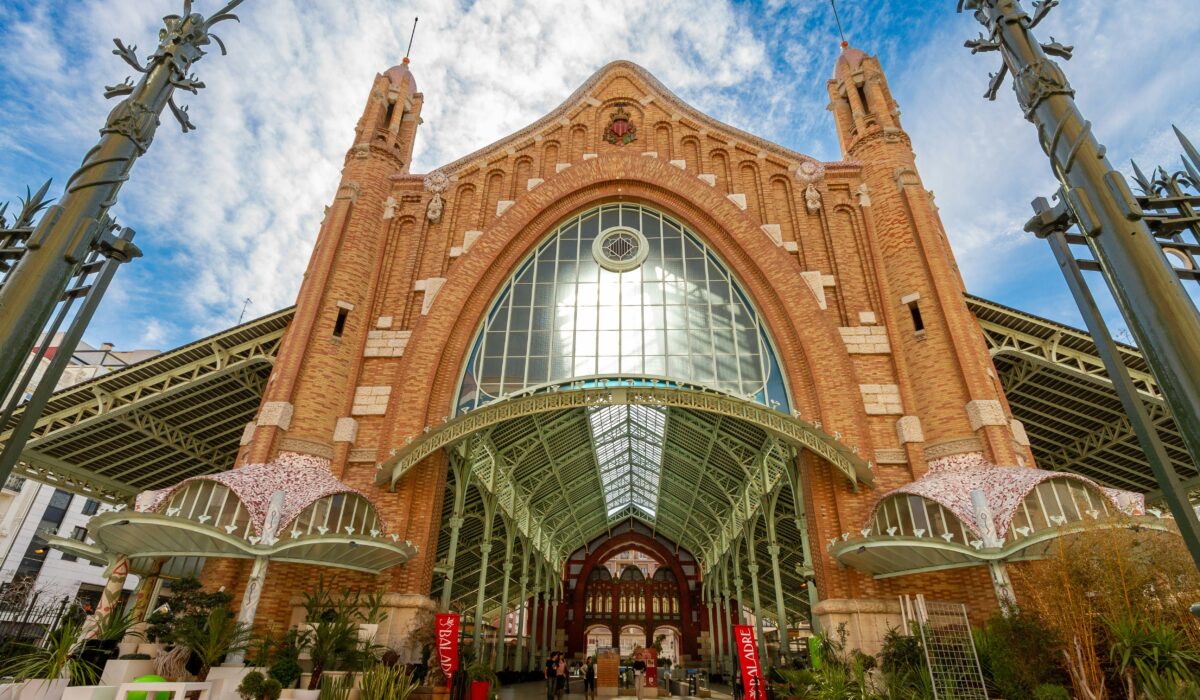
592;226;649;271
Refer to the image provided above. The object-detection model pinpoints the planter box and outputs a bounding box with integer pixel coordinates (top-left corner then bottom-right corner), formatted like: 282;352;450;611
61;687;116;700
206;667;266;700
285;692;319;700
17;679;68;700
356;624;378;643
134;645;163;660
101;661;156;688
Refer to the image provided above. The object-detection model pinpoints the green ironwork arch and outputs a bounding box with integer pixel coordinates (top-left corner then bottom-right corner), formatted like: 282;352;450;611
377;384;871;490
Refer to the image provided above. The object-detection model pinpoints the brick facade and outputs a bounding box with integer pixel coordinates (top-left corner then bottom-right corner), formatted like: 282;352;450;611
217;52;1034;652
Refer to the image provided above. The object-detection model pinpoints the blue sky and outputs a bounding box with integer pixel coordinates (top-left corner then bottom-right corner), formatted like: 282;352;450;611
1;0;1197;351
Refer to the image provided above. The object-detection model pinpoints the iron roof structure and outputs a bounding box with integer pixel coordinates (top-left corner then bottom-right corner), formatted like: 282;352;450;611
0;295;1193;624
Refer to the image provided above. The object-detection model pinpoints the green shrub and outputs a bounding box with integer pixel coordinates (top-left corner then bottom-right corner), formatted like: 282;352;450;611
119;653;152;660
1031;684;1071;700
269;657;303;689
973;611;1066;698
237;671;265;700
261;678;283;700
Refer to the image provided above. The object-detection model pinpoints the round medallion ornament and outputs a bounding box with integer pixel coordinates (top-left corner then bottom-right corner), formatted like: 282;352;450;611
592;226;649;271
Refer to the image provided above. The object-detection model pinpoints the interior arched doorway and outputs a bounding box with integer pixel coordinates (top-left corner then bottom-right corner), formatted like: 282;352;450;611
619;625;647;657
585;624;614;657
652;625;682;665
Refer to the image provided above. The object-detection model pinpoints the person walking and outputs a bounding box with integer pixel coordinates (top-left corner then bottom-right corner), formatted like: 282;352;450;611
632;651;647;700
555;653;568;700
583;656;597;700
545;652;559;700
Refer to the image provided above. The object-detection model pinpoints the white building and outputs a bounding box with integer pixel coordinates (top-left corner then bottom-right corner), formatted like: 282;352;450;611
0;338;159;609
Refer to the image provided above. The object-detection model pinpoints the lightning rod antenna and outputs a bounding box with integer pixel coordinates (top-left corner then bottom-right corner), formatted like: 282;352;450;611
404;17;419;61
830;0;847;48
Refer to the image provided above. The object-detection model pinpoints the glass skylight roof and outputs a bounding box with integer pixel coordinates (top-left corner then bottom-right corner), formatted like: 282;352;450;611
587;404;667;518
455;203;791;415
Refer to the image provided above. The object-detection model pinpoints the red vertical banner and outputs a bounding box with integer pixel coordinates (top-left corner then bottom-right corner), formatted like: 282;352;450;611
641;647;658;689
733;625;764;700
435;613;460;686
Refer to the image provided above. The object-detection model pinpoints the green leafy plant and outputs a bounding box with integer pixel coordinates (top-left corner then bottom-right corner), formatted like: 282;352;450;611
1107;614;1200;699
119;653;152;660
359;662;418;700
318;672;355;700
145;577;233;644
172;608;254;680
238;670;266;700
771;668;817;699
971;610;1065;699
267;627;309;689
1031;684;1071;700
466;662;499;700
3;615;99;686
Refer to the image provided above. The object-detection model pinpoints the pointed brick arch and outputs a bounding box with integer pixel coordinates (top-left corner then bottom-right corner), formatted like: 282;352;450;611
375;152;875;601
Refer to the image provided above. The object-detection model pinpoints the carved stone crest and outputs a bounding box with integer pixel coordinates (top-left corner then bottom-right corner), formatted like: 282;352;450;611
424;170;450;223
796;160;826;213
603;104;637;146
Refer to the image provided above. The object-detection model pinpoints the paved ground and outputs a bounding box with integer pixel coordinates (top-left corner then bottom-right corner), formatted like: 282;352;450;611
496;682;734;700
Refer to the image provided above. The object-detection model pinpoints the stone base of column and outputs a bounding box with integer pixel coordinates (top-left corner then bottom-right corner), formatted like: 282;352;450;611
287;592;437;664
811;598;903;657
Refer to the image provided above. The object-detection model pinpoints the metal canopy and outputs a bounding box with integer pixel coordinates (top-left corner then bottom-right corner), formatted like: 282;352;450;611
967;295;1197;497
433;404;811;623
0;308;292;501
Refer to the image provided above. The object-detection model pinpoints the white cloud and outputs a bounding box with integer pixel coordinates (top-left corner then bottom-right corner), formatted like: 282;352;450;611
0;0;1196;351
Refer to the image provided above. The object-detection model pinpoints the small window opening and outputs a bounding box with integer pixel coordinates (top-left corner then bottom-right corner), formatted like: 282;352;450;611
908;301;925;333
384;101;396;129
333;308;349;337
856;84;871;115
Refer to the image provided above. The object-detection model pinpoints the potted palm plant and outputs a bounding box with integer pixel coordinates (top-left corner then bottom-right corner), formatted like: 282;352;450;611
4;615;96;700
465;663;498;700
171;608;254;681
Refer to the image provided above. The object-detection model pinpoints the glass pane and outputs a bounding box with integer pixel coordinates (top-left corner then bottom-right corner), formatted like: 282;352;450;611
454;203;792;417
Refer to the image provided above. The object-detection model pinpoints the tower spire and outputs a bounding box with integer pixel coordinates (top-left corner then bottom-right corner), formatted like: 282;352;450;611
403;17;418;64
830;0;847;48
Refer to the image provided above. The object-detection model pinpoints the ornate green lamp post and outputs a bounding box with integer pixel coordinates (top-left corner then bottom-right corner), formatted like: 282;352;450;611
959;0;1200;575
0;1;243;482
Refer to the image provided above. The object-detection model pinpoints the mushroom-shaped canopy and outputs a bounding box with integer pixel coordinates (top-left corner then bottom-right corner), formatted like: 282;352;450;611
868;452;1143;540
88;452;416;575
831;452;1161;578
137;452;382;536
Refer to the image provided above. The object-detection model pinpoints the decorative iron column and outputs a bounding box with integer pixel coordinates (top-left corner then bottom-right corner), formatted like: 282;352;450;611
540;559;553;665
744;531;768;662
765;495;790;664
495;525;516;669
515;540;530;672
528;558;542;673
704;584;718;675
961;0;1200;562
720;559;736;677
440;460;469;611
0;1;243;476
472;496;497;654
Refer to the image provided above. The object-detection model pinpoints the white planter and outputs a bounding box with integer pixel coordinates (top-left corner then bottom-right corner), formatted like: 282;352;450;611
134;644;163;660
356;624;378;643
289;691;320;700
100;660;156;687
18;679;68;700
115;643;139;658
60;687;116;700
206;667;265;700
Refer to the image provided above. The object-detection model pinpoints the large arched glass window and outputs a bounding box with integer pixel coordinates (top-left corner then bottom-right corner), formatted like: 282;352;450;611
455;203;790;414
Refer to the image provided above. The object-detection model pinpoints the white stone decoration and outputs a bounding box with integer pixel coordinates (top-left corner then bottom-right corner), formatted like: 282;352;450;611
423;170;449;224
795;160;826;213
855;182;872;207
